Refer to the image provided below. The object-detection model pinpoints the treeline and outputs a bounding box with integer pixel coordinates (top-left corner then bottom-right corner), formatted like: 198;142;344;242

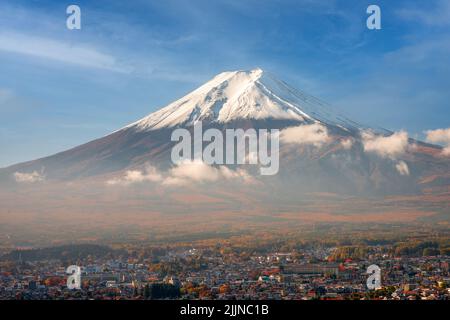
0;244;123;262
329;241;450;261
143;283;180;299
329;246;370;262
393;241;450;257
149;257;208;276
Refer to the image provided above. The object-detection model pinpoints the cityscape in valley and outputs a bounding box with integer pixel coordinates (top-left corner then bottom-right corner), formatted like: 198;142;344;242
1;226;449;300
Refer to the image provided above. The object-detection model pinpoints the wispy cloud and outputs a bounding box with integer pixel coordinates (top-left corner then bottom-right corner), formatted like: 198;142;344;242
384;39;450;65
107;161;255;187
106;165;163;185
163;160;255;186
0;88;13;105
0;31;129;73
425;128;450;156
395;160;410;176
340;138;353;150
397;0;450;27
14;170;45;183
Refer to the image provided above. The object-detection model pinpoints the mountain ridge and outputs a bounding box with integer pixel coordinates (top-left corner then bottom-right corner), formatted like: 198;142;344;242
122;68;377;133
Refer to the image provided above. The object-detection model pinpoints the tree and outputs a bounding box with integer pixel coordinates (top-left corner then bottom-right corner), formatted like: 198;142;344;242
143;284;150;299
422;248;440;256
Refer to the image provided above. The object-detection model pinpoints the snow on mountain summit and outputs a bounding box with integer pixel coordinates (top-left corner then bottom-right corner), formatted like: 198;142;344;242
127;68;362;131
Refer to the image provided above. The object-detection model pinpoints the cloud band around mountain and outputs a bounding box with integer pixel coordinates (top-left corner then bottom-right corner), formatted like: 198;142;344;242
362;131;410;159
14;170;45;183
280;123;330;147
107;160;255;187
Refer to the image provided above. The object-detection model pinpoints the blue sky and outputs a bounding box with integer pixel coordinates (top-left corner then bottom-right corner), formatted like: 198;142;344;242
0;0;449;167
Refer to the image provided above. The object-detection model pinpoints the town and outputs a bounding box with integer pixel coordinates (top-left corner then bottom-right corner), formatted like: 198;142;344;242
0;238;449;300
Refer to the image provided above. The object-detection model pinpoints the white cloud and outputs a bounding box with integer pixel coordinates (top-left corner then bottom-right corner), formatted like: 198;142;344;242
280;123;329;147
362;131;409;158
164;160;221;185
425;128;450;156
14;171;45;183
385;39;450;65
426;128;450;144
163;160;255;186
395;161;410;176
0;31;129;73
107;165;163;186
107;161;255;187
340;138;353;150
218;166;253;182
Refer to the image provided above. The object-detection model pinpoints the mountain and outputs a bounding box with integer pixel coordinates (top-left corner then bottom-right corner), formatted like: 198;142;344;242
0;68;385;181
0;68;449;225
0;69;450;242
124;68;368;132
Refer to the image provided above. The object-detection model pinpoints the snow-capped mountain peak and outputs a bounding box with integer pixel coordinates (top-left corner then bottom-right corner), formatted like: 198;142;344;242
127;68;361;131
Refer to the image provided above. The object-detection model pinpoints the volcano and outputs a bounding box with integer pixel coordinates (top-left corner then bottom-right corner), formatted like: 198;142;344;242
0;68;449;232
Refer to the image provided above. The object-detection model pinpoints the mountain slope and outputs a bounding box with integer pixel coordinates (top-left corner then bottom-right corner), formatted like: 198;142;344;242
125;68;370;132
0;68;448;198
0;68;359;180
